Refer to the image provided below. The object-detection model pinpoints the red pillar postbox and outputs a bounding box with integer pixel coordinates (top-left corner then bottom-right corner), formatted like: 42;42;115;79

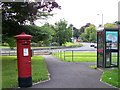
15;32;32;87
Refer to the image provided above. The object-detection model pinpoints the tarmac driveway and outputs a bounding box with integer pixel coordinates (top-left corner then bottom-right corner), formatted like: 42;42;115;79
31;55;115;88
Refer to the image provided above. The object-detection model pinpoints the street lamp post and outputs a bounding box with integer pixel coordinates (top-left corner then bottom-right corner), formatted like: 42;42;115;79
71;26;74;43
97;13;104;27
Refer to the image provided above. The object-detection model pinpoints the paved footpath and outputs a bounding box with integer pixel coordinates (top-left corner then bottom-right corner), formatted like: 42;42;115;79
31;55;115;88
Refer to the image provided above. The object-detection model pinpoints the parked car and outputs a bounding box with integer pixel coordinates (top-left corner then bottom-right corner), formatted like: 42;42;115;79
90;43;97;48
90;43;95;47
94;43;97;48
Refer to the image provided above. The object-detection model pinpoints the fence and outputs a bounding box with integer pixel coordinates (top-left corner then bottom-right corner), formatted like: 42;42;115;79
0;49;17;56
0;49;52;56
53;50;97;62
32;49;51;56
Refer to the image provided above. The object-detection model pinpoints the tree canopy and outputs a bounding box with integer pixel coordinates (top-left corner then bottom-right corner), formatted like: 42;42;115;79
2;1;60;37
1;0;61;46
53;19;72;46
2;1;60;24
104;23;117;28
80;25;96;42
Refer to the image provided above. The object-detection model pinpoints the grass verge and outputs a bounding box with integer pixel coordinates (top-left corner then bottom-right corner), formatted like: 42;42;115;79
0;45;10;48
101;68;119;88
62;42;83;47
89;66;119;88
1;56;48;88
89;65;97;69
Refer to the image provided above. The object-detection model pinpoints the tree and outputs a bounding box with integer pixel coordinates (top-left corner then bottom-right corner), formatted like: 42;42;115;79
80;33;88;42
73;27;80;39
6;37;16;49
53;19;72;46
65;25;72;42
89;32;96;42
79;23;91;35
115;21;120;25
80;25;96;42
2;1;60;25
68;24;81;40
104;23;116;28
40;23;55;45
19;24;55;46
2;1;60;43
79;26;85;34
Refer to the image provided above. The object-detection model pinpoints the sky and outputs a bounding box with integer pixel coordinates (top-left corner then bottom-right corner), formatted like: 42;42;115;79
35;0;120;28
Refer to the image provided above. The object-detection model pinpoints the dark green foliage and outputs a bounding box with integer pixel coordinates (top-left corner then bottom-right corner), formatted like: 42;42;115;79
2;1;60;25
2;1;60;44
115;21;120;25
79;23;91;35
80;25;97;42
6;37;16;49
53;19;72;46
19;25;54;46
73;27;80;39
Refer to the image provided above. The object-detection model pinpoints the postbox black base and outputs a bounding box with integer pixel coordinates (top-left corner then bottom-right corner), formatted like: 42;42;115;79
18;76;32;87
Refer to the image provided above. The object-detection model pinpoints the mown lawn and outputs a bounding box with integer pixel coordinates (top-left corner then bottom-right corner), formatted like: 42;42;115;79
1;56;49;89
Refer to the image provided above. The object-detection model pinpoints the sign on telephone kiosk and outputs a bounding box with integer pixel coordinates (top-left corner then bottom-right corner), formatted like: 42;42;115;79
15;32;32;87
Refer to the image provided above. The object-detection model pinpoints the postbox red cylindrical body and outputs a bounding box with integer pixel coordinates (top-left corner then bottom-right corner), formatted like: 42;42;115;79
15;32;32;87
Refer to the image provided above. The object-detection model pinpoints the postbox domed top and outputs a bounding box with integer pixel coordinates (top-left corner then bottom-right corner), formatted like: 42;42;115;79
14;32;32;40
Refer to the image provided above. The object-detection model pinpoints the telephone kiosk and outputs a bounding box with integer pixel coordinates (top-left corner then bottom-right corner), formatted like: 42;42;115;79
97;28;119;68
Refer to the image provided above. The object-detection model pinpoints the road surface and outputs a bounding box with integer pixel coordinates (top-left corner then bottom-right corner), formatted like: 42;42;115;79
1;43;97;55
